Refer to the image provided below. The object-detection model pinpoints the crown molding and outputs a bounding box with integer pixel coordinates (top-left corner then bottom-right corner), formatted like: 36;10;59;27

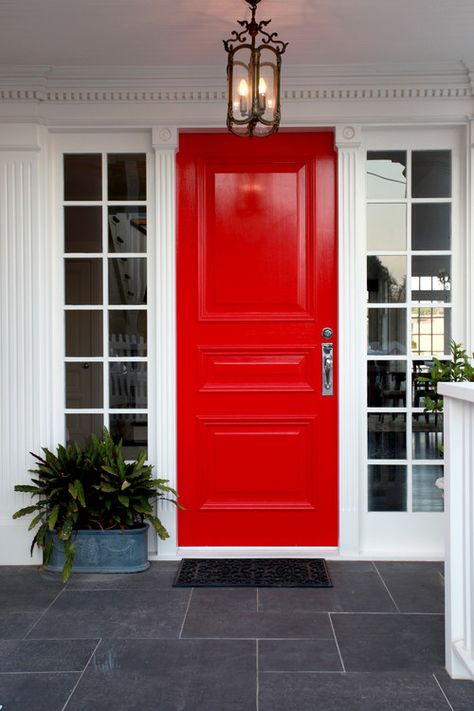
0;62;472;104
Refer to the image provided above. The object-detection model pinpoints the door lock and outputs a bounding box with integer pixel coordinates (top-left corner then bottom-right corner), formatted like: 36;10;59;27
322;327;333;339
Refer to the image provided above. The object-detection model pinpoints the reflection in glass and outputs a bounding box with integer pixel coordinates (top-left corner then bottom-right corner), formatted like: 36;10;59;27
367;151;407;198
367;204;406;251
110;414;147;459
109;311;147;356
411;256;451;304
368;465;407;511
368;413;406;459
107;154;146;201
66;414;103;448
412;204;451;251
66;363;103;408
367;256;406;303
367;361;407;408
109;258;147;305
65;311;103;357
64;206;102;253
413;465;444;512
109;362;147;409
412;414;443;459
64;154;102;201
411;307;451;356
412;150;451;198
65;259;102;305
108;207;147;253
412;359;439;408
367;308;406;355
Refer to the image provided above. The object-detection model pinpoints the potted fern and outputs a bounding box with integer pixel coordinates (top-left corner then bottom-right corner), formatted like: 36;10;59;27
12;429;180;581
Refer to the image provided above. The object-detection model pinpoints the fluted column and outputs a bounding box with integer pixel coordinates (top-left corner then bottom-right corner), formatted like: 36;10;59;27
0;124;51;563
335;125;365;557
152;127;179;558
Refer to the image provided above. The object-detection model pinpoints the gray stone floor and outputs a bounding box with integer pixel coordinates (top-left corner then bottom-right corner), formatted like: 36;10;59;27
0;561;474;710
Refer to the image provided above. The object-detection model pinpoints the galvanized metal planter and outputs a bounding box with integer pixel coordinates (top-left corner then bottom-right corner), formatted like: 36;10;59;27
44;526;150;574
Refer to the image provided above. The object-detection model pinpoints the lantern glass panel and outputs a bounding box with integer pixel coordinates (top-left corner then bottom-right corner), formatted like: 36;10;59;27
257;48;278;123
231;47;252;122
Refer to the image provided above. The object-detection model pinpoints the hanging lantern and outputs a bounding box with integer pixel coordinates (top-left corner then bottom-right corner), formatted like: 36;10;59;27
223;0;288;137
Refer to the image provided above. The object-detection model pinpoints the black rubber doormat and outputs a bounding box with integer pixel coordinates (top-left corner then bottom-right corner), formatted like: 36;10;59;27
173;558;333;588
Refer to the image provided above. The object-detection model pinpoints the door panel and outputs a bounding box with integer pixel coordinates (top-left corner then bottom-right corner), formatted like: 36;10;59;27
177;132;338;546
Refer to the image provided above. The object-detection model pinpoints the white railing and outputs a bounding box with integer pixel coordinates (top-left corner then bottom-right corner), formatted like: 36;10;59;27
439;382;474;679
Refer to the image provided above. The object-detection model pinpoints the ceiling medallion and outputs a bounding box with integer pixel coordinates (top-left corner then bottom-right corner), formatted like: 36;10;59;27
223;0;288;137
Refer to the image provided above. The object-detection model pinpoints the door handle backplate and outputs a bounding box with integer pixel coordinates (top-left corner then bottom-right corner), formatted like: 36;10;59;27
322;343;334;396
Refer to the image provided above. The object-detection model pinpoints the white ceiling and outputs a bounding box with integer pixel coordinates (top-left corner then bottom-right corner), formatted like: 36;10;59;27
0;0;473;68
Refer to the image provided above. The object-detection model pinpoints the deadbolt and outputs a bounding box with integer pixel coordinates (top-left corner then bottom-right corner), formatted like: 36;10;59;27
322;327;333;339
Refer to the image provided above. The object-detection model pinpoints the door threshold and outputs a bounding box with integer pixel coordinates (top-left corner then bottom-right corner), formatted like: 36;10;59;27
157;546;339;561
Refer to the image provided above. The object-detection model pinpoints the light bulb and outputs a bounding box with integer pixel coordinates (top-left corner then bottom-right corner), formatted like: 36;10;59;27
238;79;249;116
239;79;249;97
258;77;267;95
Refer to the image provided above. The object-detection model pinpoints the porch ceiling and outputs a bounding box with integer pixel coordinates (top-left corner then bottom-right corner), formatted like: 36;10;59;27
0;0;473;69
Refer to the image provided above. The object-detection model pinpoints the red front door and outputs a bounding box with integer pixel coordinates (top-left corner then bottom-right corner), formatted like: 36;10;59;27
177;132;338;546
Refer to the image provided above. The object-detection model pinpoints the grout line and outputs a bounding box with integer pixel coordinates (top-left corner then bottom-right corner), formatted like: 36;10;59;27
179;588;194;639
261;670;348;675
328;614;346;673
432;673;454;711
372;563;401;613
61;638;102;711
22;586;67;639
0;670;85;676
438;570;445;582
256;639;259;711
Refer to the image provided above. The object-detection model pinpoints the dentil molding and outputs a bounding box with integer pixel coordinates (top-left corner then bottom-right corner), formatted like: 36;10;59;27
0;62;472;104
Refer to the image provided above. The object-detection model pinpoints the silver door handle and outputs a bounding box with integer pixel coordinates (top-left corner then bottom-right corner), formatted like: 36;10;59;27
322;343;334;396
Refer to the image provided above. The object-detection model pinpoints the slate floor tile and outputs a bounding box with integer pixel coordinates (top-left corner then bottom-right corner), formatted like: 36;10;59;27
331;613;445;672
183;607;332;639
259;572;397;613
28;589;191;639
327;561;376;573
258;638;343;672
0;672;79;711
65;638;256;711
66;561;179;590
0;567;64;613
434;669;474;710
0;638;98;672
374;564;445;613
0;612;40;639
375;561;444;575
258;671;450;711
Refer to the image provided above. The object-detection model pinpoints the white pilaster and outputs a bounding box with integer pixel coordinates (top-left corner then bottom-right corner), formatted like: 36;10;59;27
0;124;51;563
152;127;179;558
335;125;365;557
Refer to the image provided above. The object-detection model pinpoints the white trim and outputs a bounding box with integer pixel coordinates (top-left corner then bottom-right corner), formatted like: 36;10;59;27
152;127;179;558
335;125;366;557
153;546;443;562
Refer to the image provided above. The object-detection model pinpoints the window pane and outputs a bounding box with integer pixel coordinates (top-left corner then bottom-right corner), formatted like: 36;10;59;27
368;465;407;511
110;414;147;459
411;256;451;304
367;204;406;251
367;151;407;198
411;307;451;356
412;359;440;408
367;256;406;303
64;206;102;253
412;204;451;251
412;413;443;460
108;258;147;305
109;310;147;356
66;414;103;448
66;363;103;408
64;154;102;201
108;207;147;253
367;361;407;407
412;150;451;198
109;362;147;409
413;465;444;512
66;311;103;357
65;259;102;305
108;153;146;201
368;413;406;459
368;308;406;355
